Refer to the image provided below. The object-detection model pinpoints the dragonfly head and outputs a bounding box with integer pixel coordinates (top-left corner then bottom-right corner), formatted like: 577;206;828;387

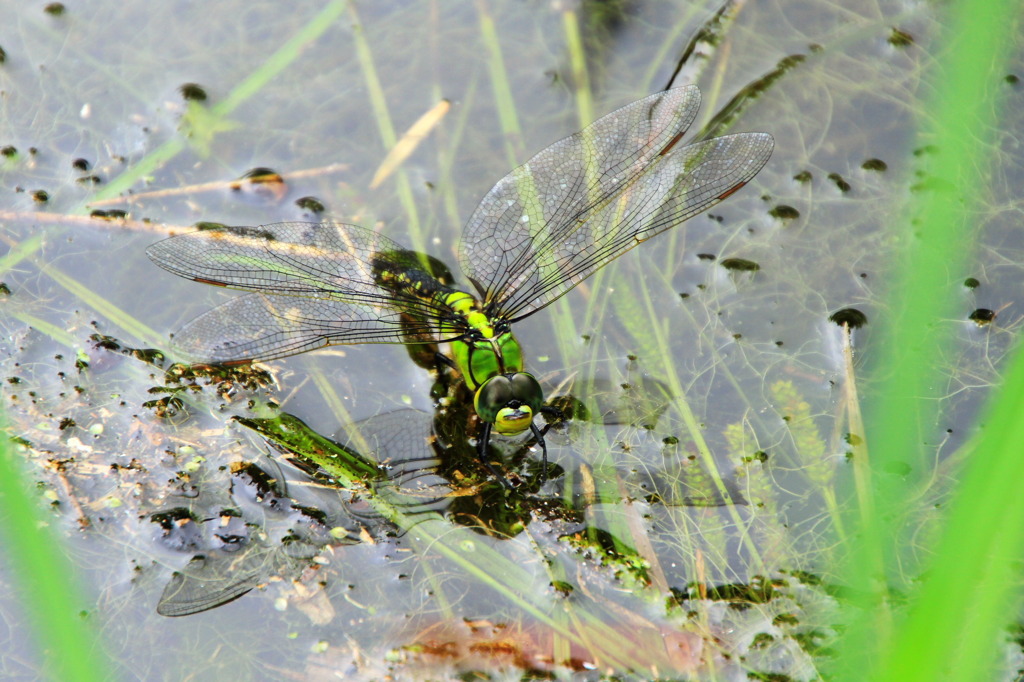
474;372;544;436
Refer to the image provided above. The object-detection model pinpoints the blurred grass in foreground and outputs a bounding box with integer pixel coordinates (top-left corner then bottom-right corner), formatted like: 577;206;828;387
0;412;109;681
835;0;1023;679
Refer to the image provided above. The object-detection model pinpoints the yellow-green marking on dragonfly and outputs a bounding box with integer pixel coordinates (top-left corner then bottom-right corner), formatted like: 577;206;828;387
147;85;773;482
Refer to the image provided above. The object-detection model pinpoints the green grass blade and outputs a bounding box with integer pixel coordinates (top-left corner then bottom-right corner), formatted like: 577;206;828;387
561;8;593;129
91;0;349;205
348;4;425;253
0;412;111;681
476;0;523;167
835;0;1022;678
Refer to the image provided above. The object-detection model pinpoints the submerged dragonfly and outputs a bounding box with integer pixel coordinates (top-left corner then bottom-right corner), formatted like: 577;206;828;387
147;85;773;479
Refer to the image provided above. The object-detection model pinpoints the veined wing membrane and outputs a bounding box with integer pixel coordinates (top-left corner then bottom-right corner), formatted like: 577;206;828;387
148;221;465;362
457;86;773;322
498;131;774;320
169;292;440;364
459;86;702;311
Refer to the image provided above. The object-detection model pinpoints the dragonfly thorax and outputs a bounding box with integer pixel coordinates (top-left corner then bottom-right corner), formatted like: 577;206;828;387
451;326;525;391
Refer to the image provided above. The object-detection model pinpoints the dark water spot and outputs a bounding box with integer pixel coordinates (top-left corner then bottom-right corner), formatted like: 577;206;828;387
861;158;887;172
678;292;690;299
913;144;939;157
58;417;76;430
706;213;723;223
808;43;823;53
827;173;851;193
0;283;10;296
792;170;812;183
231;461;289;509
76;175;101;185
888;28;914;47
1006;74;1020;86
292;503;328;525
969;308;995;325
1;145;17;158
963;277;980;289
151;508;203;551
700;576;777;604
72;157;91;171
551;580;573;597
295;196;325;213
697;253;716;261
741;451;768;464
89;334;167;369
195;221;228;231
769;205;799;220
227;225;278;241
44;3;65;15
231;167;286;202
179;83;208;101
31;189;48;203
239;167;280;181
90;209;127;220
721;258;759;272
28;147;37;155
828;308;868;328
0;45;6;64
142;391;185;419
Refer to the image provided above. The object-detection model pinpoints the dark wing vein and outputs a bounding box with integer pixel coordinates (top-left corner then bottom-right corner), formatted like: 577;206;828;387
147;221;463;363
457;86;773;321
501;132;774;320
165;292;453;364
458;86;701;310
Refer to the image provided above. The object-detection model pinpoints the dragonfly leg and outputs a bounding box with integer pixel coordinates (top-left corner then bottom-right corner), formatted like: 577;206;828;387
476;422;512;489
530;421;549;483
434;352;458;370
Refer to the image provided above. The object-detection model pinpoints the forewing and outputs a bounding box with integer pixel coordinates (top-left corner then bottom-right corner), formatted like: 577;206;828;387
498;131;774;320
167;292;442;364
459;87;702;310
458;87;773;321
148;221;461;362
157;553;259;617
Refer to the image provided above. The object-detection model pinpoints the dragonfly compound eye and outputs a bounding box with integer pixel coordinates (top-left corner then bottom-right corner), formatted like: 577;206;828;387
475;375;513;423
509;372;544;412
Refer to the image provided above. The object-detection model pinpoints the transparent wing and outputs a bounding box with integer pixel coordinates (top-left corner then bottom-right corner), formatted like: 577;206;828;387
167;292;441;364
157;553;261;617
148;221;463;363
458;86;773;322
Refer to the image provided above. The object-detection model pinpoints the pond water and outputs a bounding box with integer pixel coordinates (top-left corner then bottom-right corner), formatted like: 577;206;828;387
1;1;1022;680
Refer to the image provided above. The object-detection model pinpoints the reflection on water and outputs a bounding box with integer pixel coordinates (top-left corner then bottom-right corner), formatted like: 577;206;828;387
153;371;747;617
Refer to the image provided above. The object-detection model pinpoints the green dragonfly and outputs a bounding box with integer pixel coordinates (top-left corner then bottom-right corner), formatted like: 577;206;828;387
147;85;773;480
